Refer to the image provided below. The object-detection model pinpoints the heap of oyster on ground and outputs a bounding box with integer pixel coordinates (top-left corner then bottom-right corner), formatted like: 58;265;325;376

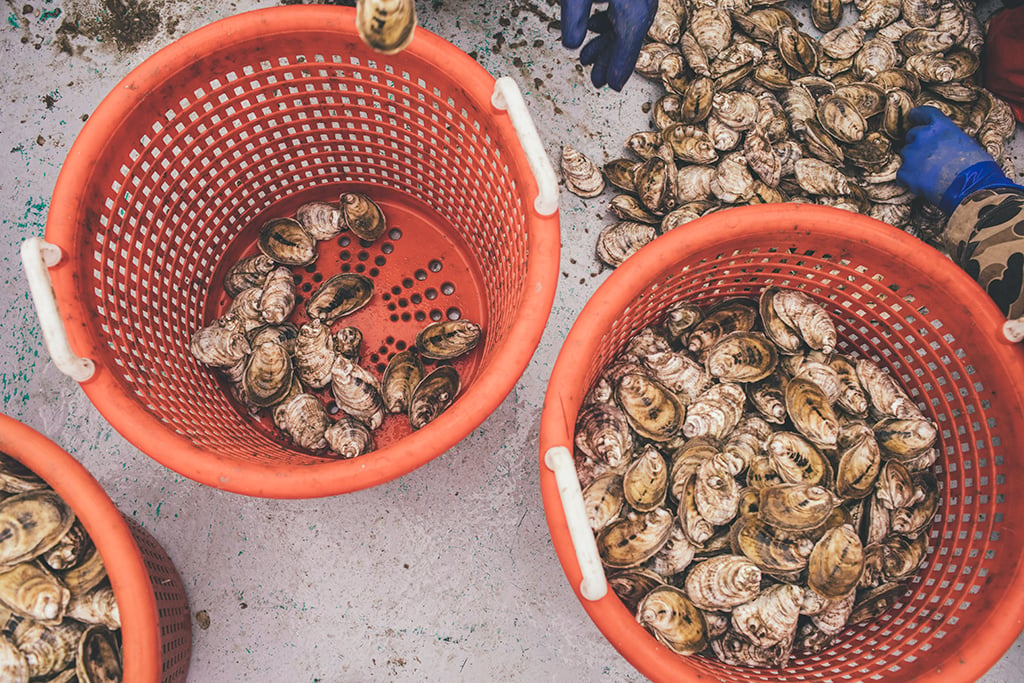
575;288;940;668
189;192;482;459
561;0;1016;268
0;453;123;682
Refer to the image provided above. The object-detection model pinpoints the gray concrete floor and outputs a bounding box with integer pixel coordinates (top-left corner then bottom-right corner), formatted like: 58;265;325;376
2;0;1024;681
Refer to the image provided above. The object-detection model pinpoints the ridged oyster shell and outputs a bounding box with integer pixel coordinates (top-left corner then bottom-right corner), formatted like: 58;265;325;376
637;585;707;656
684;555;762;611
561;145;605;198
258;217;317;266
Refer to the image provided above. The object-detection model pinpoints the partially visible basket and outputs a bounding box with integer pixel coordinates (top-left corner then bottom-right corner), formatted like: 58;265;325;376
0;413;191;682
23;6;559;498
540;204;1024;682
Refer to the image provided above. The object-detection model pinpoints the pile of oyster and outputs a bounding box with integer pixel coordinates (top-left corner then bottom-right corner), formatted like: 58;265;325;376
562;0;1018;266
190;192;481;458
0;452;122;682
574;288;940;668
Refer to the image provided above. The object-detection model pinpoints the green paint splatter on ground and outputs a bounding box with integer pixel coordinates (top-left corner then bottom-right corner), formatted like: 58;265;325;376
155;501;162;516
7;14;19;29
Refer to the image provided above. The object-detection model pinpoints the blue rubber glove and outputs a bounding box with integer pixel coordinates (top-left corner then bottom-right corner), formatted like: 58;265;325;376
897;106;1019;214
561;0;657;91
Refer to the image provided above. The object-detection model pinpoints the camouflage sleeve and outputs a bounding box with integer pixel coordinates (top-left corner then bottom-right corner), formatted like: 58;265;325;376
942;187;1024;319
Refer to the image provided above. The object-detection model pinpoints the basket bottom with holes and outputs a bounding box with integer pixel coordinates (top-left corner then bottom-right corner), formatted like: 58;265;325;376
208;183;487;454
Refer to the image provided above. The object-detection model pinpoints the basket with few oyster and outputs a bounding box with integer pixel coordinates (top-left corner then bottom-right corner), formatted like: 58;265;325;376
540;205;1024;682
561;0;1018;268
0;414;191;682
24;6;559;498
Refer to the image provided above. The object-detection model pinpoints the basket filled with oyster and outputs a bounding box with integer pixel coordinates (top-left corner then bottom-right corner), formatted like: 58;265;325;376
0;414;191;682
540;205;1024;681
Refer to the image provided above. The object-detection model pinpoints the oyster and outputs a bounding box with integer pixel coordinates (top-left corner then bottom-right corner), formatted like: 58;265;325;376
890;472;939;536
689;7;732;60
381;349;425;414
582;473;625;531
306;273;374;324
334;326;363;361
694;456;741;526
258;217;317;266
623;446;669;512
875;460;917;511
855;359;922;419
56;546;106;595
679;77;715;124
294;320;336;389
874;417;938;458
647;524;698;577
13;618;85;679
259;267;297;325
243;341;293;408
818;95;867;144
777;26;818;75
731;583;803;648
786;377;840;448
248;324;300;356
830;355;869;417
758;483;838;531
561;145;605;198
0;635;28;683
711;630;791;668
710;153;755;203
41;521;91;571
597;221;657;268
296;201;345;240
615;373;684;442
677;474;715;545
598;508;675;569
772;289;837;354
663;124;718;164
732;515;815;573
819;25;865;60
416;320;481;361
674;165;716;202
711;92;759;131
339;192;387;241
720;415;772;476
331;356;386;430
0;490;76;566
603;158;638;192
610;194;659;225
664;301;703;341
836;425;882;499
65;585;121;630
808;524;863;598
223;253;275;297
810;0;843;31
324;415;375;459
685;555;762;611
682;382;745;441
0;562;70;623
409;365;460;429
765;431;831;486
687;299;757;356
742;127;781;188
575;402;634;467
608;569;665;613
275;393;330;451
705;331;777;383
190;316;251;368
637;585;707;656
76;625;122;683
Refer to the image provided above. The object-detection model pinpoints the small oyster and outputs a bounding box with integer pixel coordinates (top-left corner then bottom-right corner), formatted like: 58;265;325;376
331;356;386;430
574;402;634;467
243;341;294;408
190;316;251;368
637;585;707;656
786;377;840;448
0;490;76;566
758;483;838;531
306;274;374;324
694;456;741;526
807;524;864;598
561;145;605;198
607;569;665;613
339;191;387;241
835;425;882;499
646;523;698;577
615;374;685;442
687;299;758;356
855;359;923;419
732;583;803;648
623;445;669;512
324;415;375;459
40;521;91;571
409;365;460;430
818;95;867;144
334;326;363;361
223;253;275;297
682;382;745;441
274;393;330;451
258;217;317;266
772;289;837;354
259;267;297;325
819;25;865;60
765;431;831;486
597;221;657;268
65;585;120;630
296;201;345;240
380;349;425;414
873;417;938;458
705;331;778;383
416;320;482;360
294;319;336;389
582;473;625;531
13;618;85;679
685;555;762;611
598;508;674;569
76;625;122;683
0;562;70;623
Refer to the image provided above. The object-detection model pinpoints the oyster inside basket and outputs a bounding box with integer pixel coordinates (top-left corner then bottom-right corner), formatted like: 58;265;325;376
31;7;559;498
540;204;1024;682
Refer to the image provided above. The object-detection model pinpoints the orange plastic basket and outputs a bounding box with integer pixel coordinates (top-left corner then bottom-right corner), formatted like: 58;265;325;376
540;204;1024;682
0;413;191;682
29;6;559;498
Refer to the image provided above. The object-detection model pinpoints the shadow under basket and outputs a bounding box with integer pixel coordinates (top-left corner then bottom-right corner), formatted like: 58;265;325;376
0;414;191;682
540;204;1024;682
37;6;559;498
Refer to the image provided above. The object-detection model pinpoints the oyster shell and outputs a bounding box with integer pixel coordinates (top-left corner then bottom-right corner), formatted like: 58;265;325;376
772;289;837;354
243;341;294;408
663;124;719;164
637;585;707;656
664;301;703;342
890;471;939;536
56;545;106;595
711;629;791;668
416;320;481;361
0;490;76;567
296;201;345;241
679;77;715;124
682;382;745;441
689;7;732;60
873;417;938;458
575;402;634;468
677;474;715;545
795;158;850;196
306;273;374;324
409;365;460;430
705;331;778;383
275;393;330;451
875;460;917;511
710;152;755;203
0;635;28;683
786;377;840;448
76;625;122;683
324;415;375;459
855;359;922;419
13;618;85;679
819;25;865;60
331;356;386;430
732;583;803;648
811;0;843;31
561;145;605;198
694;457;741;526
836;425;882;499
294;320;336;389
190;316;251;368
582;472;625;531
65;585;120;630
732;515;815;573
685;555;762;611
334;326;363;361
258;217;317;266
807;524;863;598
597;221;657;268
40;521;91;571
259;267;297;325
777;26;818;75
223;253;275;298
624;445;670;512
818;95;867;144
603;159;638;192
615;373;685;442
646;523;698;577
759;483;838;531
380;349;425;414
608;568;665;613
0;562;70;623
766;431;831;486
610;194;660;225
687;299;757;356
598;508;674;569
339;192;387;241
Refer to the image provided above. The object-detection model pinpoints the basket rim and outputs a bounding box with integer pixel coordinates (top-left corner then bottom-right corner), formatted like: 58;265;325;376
41;6;561;498
539;203;1024;682
0;413;169;682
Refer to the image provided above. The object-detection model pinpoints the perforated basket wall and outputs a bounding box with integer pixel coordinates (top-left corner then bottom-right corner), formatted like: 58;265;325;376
540;205;1024;682
44;8;558;497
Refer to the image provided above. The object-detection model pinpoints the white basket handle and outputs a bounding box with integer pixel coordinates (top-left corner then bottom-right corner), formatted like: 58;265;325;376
20;237;96;382
491;77;559;217
1004;315;1024;343
544;445;608;601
